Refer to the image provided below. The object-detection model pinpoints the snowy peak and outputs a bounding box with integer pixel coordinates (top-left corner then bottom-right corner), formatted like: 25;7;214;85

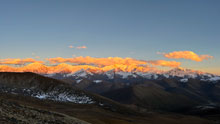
165;67;204;78
163;67;220;82
56;68;220;82
115;71;136;78
66;69;93;78
104;69;115;79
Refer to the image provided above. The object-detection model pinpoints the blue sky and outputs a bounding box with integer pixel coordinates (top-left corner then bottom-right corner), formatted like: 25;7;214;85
0;0;219;74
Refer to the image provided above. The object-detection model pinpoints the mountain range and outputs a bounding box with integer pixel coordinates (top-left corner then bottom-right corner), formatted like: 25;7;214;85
1;63;219;82
0;63;220;123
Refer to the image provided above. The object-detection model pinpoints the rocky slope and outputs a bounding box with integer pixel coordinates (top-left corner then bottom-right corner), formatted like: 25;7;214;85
0;97;90;124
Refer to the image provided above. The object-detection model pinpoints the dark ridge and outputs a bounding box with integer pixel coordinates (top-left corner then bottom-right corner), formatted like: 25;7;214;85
0;72;142;116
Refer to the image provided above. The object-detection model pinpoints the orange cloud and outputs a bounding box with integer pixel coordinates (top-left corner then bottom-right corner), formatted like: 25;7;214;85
148;60;181;67
0;58;44;65
161;51;213;62
68;45;74;48
42;57;159;73
76;46;87;49
0;56;216;74
46;56;147;66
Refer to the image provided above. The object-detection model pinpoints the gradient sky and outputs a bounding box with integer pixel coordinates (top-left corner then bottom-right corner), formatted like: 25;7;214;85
0;0;220;74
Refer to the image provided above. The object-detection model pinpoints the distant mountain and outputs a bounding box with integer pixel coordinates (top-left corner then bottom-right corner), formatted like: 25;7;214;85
44;66;219;83
101;79;220;111
42;67;220;112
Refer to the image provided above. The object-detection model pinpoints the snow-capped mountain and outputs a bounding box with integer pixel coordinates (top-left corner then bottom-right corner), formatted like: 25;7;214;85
45;67;220;83
163;67;220;82
0;63;219;82
165;67;204;78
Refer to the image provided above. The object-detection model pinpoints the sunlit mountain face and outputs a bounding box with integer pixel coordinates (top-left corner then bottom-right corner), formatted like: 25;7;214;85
0;56;175;74
0;56;214;74
0;51;216;74
0;56;219;82
0;62;156;74
0;57;191;74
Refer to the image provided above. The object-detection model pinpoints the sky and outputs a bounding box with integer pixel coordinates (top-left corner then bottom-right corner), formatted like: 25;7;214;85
0;0;219;74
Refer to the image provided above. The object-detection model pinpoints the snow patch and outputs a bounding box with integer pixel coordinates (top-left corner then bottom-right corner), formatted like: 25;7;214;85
116;72;134;78
33;91;95;104
76;79;82;84
0;87;95;104
163;74;169;78
136;72;153;79
93;80;102;84
105;70;114;79
44;73;56;77
180;78;188;83
209;76;220;81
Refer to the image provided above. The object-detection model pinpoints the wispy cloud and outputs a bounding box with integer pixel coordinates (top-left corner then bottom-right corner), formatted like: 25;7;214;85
148;60;181;68
76;46;87;49
0;58;44;65
68;45;74;48
159;51;213;62
46;56;146;66
68;45;87;49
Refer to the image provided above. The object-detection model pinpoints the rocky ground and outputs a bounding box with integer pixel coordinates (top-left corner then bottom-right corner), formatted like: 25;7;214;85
0;98;90;124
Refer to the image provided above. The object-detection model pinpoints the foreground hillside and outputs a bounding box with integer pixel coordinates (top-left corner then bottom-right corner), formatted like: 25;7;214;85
0;72;213;124
0;93;212;124
0;96;89;124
